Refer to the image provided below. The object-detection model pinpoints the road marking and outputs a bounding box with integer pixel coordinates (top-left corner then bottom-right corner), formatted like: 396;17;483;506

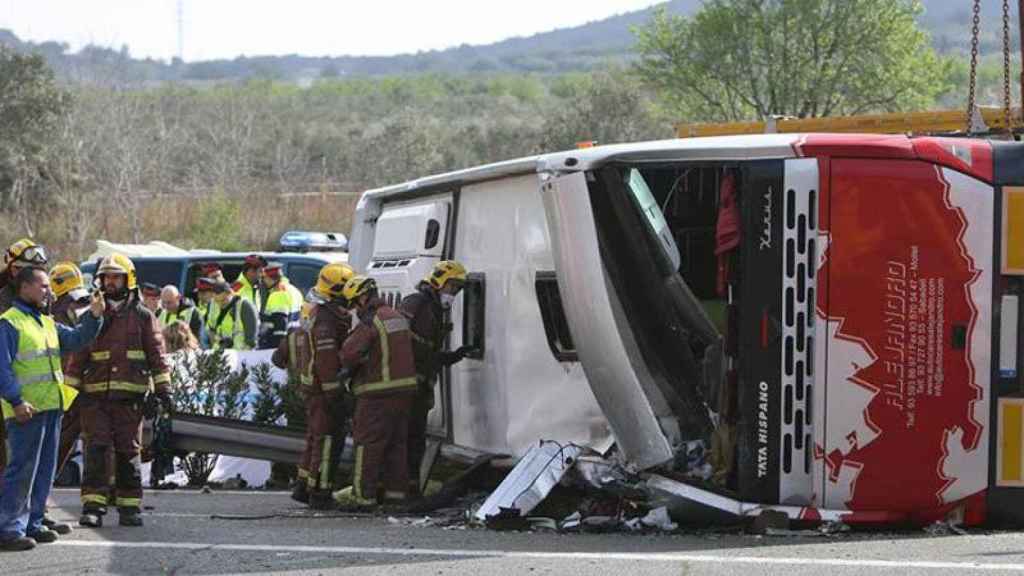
52;539;1024;571
51;488;291;497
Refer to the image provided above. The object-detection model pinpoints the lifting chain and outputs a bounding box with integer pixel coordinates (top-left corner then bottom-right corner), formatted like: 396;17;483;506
1003;0;1014;133
967;0;982;132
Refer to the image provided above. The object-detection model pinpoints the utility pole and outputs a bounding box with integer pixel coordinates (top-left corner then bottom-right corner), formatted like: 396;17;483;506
176;0;184;62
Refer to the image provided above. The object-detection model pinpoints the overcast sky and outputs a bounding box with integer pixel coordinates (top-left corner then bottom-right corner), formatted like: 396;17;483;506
0;0;665;62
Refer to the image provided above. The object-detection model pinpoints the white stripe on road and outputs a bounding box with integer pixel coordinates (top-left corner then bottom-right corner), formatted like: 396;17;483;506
52;539;1024;571
50;488;290;497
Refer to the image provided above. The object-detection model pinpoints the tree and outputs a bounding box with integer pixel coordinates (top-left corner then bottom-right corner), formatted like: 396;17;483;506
0;46;70;235
540;68;673;151
633;0;952;122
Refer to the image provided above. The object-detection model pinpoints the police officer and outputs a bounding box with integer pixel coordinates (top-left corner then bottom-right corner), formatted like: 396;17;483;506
208;281;258;350
233;255;266;314
258;262;302;349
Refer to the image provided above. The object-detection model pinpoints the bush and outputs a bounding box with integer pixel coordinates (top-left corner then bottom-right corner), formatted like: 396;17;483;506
170;349;252;486
186;193;245;252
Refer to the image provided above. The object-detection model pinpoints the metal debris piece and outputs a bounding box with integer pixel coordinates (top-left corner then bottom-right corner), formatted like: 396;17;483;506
475;440;584;523
924;521;968;536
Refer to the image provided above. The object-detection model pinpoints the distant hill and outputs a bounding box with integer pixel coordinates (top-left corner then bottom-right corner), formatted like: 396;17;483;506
0;0;1013;84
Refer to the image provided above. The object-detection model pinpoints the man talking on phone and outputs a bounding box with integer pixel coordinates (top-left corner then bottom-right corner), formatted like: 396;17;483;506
0;266;104;551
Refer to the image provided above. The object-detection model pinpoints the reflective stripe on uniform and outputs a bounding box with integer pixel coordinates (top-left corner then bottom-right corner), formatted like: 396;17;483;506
350;316;416;397
374;316;391;383
90;351;111;361
380;317;409;334
353;445;364;499
320;435;333;490
19;370;63;386
81;494;108;506
321;380;342;391
126;349;146;360
351;377;416;396
82;380;151;394
287;332;313;388
116;497;141;508
152;371;171;386
16;347;59;361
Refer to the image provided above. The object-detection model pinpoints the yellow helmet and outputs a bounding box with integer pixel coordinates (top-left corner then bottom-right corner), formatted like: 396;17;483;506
4;238;47;270
341;275;377;303
97;253;137;290
50;261;85;298
314;263;355;301
426;260;467;291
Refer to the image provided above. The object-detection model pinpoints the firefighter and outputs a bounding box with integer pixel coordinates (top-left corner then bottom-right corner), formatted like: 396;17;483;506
0;239;48;313
258;262;302;349
271;263;354;509
233;254;266;314
0;266;104;551
157;285;206;346
0;240;49;506
50;263;91;327
50;263;94;492
66;254;172;528
399;260;475;496
333;275;417;509
209;281;258;350
139;283;161;315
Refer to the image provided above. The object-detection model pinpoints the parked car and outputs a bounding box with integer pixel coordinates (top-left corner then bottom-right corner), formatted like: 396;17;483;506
80;251;348;297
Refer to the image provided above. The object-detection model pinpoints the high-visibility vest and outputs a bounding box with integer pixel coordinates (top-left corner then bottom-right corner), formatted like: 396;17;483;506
211;298;249;350
157;305;195;328
198;300;219;328
0;307;70;419
234;274;261;314
262;280;302;319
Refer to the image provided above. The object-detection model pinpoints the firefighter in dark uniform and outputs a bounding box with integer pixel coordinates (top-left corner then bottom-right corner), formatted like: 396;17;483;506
271;263;354;509
333;276;417;508
399;260;474;496
65;254;172;528
49;263;93;487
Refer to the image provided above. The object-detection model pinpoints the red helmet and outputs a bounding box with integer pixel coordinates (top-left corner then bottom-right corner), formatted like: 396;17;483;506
244;254;268;270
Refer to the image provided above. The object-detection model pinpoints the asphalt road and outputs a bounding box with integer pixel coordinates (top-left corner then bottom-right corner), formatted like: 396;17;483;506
4;489;1024;575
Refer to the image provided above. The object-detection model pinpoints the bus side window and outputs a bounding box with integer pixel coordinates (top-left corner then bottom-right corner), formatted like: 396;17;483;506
462;273;486;359
535;271;577;362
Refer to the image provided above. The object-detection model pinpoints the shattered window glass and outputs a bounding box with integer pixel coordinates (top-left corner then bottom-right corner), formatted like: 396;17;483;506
626;168;681;272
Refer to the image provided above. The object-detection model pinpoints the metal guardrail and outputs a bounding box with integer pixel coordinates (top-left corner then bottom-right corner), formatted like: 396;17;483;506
148;412;493;467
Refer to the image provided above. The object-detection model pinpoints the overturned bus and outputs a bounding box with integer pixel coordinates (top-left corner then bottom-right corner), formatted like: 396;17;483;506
347;133;1024;527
